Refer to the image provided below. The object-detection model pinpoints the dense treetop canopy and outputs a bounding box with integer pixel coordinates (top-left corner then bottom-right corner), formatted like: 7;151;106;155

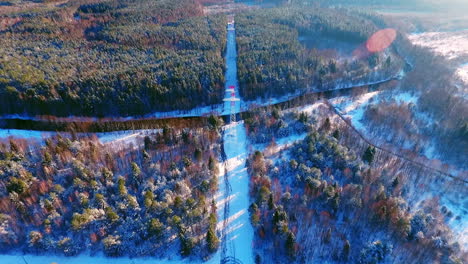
0;0;226;117
235;7;403;100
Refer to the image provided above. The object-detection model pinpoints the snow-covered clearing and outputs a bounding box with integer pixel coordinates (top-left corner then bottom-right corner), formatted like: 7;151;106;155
408;30;468;60
393;92;418;104
0;129;162;151
215;122;254;264
0;129;55;140
409;30;468;87
99;129;162;145
275;133;308;149
252;133;308;159
329;90;381;131
212;19;254;263
0;254;197;264
294;101;327;115
329;89;418;120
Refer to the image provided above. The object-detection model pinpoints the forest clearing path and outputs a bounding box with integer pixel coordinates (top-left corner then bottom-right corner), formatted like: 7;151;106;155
216;16;254;264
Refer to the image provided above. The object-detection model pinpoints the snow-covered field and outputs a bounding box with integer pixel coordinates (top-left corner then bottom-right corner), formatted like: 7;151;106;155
408;30;468;60
409;30;468;87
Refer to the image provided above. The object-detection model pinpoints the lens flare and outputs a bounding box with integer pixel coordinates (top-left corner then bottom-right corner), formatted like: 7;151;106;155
352;28;397;59
366;28;397;53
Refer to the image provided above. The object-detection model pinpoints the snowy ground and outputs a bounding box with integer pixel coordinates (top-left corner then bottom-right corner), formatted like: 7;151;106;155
408;30;468;60
0;254;197;264
212;21;254;263
215;121;254;264
442;194;468;250
252;133;308;159
0;129;55;140
0;129;161;147
408;30;468;90
329;90;382;132
98;129;162;144
458;62;468;87
410;182;468;251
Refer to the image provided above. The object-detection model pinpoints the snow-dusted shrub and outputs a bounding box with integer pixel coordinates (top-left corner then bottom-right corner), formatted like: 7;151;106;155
358;240;393;264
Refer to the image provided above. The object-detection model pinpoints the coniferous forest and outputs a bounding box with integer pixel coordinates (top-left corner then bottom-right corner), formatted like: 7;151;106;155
236;7;404;100
0;0;226;117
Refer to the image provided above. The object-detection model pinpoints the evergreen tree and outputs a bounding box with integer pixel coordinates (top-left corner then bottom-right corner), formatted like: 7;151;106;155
332;129;340;139
179;233;194;256
363;146;376;164
268;193;275;210
343;239;350;260
206;227;219;252
324;227;332;244
286;231;296;257
255;254;262;264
